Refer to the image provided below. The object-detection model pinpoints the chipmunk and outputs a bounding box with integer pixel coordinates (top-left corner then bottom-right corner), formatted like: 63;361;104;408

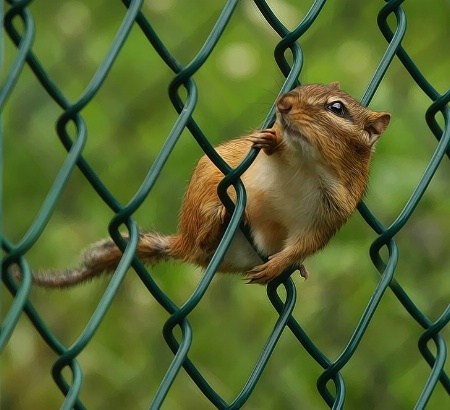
15;82;390;287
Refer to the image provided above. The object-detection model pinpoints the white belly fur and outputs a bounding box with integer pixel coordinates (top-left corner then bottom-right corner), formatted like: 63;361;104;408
222;229;264;270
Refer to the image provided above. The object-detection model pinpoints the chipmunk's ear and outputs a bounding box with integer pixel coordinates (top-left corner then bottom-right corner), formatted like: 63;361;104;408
328;81;340;90
365;112;391;147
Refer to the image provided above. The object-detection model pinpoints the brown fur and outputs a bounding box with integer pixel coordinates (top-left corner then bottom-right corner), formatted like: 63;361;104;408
14;83;390;287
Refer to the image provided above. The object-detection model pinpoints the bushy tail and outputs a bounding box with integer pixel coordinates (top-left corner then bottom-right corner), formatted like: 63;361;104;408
12;231;175;289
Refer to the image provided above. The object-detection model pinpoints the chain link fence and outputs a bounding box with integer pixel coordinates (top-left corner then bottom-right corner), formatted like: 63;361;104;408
1;0;449;409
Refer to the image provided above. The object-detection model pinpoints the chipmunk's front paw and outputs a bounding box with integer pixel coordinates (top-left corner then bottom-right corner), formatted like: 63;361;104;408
248;129;281;155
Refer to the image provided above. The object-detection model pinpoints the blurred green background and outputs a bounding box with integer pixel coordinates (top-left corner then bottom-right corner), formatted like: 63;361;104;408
2;0;449;409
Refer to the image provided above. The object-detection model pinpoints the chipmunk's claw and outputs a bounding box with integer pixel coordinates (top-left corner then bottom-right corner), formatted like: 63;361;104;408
299;264;309;280
246;262;280;285
246;262;310;285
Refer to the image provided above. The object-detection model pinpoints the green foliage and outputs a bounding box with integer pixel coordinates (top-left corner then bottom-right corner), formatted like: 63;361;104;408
2;0;449;409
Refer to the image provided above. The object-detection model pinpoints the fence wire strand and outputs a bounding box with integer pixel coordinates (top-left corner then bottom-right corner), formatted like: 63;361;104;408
1;0;449;409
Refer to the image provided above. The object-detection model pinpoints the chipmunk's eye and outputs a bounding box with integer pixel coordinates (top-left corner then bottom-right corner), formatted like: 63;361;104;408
325;101;347;117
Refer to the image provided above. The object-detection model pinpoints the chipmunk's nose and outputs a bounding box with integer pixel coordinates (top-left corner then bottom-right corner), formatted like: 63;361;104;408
277;94;293;114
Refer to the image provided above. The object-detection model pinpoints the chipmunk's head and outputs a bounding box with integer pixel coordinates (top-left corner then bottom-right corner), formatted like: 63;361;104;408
275;82;391;167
